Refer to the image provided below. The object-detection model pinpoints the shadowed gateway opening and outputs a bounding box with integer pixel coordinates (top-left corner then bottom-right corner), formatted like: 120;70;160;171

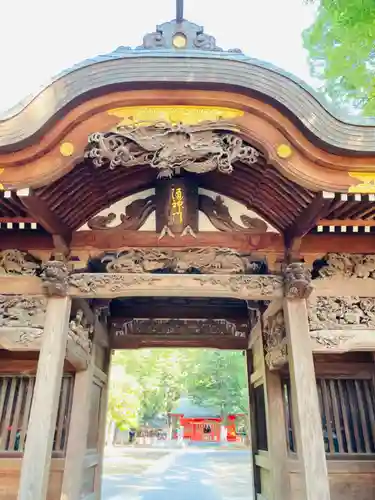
109;296;251;350
102;294;255;500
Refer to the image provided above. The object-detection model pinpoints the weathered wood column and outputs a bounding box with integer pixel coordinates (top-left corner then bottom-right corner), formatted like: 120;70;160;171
283;263;330;500
18;261;72;500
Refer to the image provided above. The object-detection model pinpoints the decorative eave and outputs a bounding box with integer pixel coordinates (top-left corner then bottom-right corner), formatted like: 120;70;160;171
0;19;375;156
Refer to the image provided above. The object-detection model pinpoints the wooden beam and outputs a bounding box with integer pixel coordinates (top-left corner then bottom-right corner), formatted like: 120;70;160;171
110;335;248;350
110;318;248;340
284;194;332;249
18;297;71;500
72;229;281;252
310;329;375;353
2;273;375;301
1;230;375;257
19;191;72;250
318;219;375;227
283;298;330;500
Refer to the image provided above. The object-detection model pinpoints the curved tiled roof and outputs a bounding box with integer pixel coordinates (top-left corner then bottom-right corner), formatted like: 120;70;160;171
0;19;374;154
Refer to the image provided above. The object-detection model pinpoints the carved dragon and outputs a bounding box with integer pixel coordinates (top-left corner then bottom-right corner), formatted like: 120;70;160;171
318;253;375;279
199;194;268;233
100;247;260;274
85;121;260;179
87;196;155;230
0;250;40;275
308;296;375;330
0;296;46;328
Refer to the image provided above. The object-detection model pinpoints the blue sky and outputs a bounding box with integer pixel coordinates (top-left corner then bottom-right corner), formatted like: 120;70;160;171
0;0;317;113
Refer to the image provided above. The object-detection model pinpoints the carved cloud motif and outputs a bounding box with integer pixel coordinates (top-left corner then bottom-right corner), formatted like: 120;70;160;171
308;296;375;330
318;253;375;279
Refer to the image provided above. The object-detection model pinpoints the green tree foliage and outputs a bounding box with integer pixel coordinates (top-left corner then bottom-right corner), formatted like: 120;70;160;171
108;349;248;430
107;365;141;430
186;350;248;417
303;0;375;115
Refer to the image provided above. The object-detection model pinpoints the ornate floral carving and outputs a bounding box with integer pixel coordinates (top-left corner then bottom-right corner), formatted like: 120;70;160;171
284;262;313;300
193;275;283;296
0;296;46;328
87;196;155;231
309;331;348;348
308;296;375;330
263;310;288;370
40;260;70;296
0;327;44;350
101;248;260;275
318;253;375;279
16;328;44;346
68;273;161;294
69;309;93;353
113;318;247;338
0;250;40;275
85;121;259;179
199;194;268;233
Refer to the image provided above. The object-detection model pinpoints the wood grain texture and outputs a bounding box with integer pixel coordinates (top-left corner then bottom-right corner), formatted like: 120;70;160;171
0;90;373;191
17;297;71;500
284;298;331;500
0;459;64;500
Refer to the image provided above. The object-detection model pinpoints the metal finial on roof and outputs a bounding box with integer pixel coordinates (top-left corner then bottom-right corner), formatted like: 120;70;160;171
137;5;242;53
176;0;184;23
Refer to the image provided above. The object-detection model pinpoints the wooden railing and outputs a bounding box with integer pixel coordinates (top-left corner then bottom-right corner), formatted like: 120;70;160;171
283;376;375;456
0;374;73;454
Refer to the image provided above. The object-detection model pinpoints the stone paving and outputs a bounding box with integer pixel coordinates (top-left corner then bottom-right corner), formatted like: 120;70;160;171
102;445;254;499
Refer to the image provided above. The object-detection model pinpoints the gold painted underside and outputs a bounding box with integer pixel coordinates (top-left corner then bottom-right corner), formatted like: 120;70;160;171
348;172;375;193
107;106;244;127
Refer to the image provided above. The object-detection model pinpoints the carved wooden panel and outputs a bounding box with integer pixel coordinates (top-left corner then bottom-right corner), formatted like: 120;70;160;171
110;318;249;349
308;296;375;352
98;247;266;274
309;296;375;331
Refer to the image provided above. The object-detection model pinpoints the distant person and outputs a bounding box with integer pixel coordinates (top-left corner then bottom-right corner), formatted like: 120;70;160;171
129;429;136;444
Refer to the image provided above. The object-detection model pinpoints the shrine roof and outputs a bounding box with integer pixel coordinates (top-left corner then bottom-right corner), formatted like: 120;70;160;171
170;397;222;419
0;19;375;154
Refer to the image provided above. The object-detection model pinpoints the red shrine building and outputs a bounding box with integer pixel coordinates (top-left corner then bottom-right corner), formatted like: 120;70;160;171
169;397;244;442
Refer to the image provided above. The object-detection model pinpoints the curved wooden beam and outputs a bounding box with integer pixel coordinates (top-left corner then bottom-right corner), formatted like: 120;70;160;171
0;90;371;193
0;55;374;153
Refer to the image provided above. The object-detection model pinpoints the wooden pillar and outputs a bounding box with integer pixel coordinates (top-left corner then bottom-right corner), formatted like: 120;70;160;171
284;263;330;500
18;296;72;500
60;351;95;500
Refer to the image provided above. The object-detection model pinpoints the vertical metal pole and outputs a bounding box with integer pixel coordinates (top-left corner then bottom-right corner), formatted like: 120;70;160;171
176;0;184;22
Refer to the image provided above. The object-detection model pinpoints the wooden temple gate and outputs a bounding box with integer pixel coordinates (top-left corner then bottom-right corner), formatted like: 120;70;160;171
0;12;375;500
